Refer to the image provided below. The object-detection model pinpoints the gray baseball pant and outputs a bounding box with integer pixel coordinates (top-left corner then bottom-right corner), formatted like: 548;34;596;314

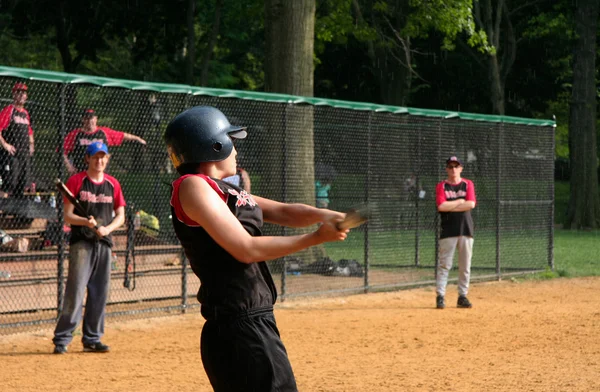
436;236;474;297
53;240;111;346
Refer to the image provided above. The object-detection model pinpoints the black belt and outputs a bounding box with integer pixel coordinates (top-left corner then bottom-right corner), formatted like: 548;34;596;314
202;305;273;322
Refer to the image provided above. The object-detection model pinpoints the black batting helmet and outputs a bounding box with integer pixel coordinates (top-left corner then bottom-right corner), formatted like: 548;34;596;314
164;106;247;168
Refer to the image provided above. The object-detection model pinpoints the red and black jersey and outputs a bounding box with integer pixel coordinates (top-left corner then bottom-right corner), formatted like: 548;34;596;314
435;178;476;239
63;127;125;171
65;172;126;247
0;104;33;157
170;174;277;319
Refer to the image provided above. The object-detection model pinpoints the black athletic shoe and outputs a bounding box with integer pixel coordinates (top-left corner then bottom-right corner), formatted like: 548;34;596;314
457;296;473;308
436;295;445;309
83;342;110;353
53;345;67;354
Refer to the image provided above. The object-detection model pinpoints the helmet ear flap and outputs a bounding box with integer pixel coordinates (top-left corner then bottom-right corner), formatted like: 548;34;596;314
212;142;223;152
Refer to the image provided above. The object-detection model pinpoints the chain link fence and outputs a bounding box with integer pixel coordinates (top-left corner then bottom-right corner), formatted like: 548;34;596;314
0;66;555;334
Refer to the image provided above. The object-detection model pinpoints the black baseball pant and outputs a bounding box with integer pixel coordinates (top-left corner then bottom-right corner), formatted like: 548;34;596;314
200;306;298;392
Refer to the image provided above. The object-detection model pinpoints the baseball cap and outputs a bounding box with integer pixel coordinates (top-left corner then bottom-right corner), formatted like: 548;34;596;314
82;108;97;118
12;82;28;93
86;141;109;156
446;156;463;166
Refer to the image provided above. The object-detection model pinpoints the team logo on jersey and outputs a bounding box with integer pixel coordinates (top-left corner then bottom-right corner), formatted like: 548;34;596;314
79;191;114;204
79;138;106;146
444;189;467;199
12;114;29;125
227;188;257;207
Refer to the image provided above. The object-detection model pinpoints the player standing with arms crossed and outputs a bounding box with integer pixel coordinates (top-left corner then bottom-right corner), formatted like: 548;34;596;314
52;141;126;354
165;106;349;392
435;156;476;309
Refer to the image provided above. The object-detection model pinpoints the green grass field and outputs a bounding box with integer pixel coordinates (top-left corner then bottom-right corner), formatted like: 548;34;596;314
553;229;600;277
321;227;599;282
547;181;600;278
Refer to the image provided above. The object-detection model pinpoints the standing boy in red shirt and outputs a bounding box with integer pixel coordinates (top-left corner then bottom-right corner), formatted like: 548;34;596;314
435;156;477;309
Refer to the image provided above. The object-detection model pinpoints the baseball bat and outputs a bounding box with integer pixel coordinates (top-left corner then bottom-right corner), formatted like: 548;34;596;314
336;204;372;230
54;178;100;231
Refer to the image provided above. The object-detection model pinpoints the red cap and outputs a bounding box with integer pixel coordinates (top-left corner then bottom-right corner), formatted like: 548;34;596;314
12;82;28;93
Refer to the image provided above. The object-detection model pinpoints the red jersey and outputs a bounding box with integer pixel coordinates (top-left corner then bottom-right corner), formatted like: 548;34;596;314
0;104;33;157
63;127;125;171
65;172;126;247
435;178;476;239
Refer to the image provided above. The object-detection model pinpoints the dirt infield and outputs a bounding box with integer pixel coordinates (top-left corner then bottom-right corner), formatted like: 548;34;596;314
1;277;599;392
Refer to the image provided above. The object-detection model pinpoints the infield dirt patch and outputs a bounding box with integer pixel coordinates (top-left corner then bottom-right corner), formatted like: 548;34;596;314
1;277;599;392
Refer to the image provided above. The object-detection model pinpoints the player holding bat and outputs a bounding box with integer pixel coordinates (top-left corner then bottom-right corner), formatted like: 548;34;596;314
52;141;126;355
165;106;350;392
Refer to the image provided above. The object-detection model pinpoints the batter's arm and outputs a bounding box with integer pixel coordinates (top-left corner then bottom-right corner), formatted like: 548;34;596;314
178;177;347;264
254;196;344;228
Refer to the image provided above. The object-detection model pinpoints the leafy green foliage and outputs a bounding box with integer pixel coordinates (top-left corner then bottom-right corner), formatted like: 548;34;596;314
404;0;491;53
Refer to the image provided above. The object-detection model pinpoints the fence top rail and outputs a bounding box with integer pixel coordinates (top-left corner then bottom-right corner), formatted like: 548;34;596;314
0;65;555;127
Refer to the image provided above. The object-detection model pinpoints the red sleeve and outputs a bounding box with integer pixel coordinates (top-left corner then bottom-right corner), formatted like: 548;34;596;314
435;182;446;207
64;173;85;205
63;129;79;154
0;105;13;132
106;175;126;209
99;127;125;146
465;179;476;203
170;174;226;226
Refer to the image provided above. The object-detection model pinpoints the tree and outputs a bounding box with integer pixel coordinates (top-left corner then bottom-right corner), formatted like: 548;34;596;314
315;0;487;106
185;0;197;85
199;0;222;86
264;0;321;262
565;0;599;229
264;0;316;202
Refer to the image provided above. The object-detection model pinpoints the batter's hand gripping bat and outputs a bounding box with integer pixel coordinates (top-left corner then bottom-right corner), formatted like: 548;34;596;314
336;204;372;230
54;178;100;231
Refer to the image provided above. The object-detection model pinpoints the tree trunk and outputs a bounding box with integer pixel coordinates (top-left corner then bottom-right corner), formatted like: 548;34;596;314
472;0;515;115
565;0;600;229
265;0;322;262
265;0;315;96
55;0;75;73
185;0;196;85
488;54;505;115
200;0;223;86
264;0;316;201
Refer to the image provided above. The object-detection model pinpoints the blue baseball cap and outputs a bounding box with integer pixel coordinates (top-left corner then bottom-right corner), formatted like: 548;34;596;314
86;141;109;156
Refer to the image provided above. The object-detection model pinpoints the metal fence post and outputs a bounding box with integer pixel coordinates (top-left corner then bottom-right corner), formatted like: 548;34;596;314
414;124;421;267
56;83;67;315
496;123;502;280
363;112;372;294
181;250;188;314
549;121;556;270
281;104;289;301
434;118;442;280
